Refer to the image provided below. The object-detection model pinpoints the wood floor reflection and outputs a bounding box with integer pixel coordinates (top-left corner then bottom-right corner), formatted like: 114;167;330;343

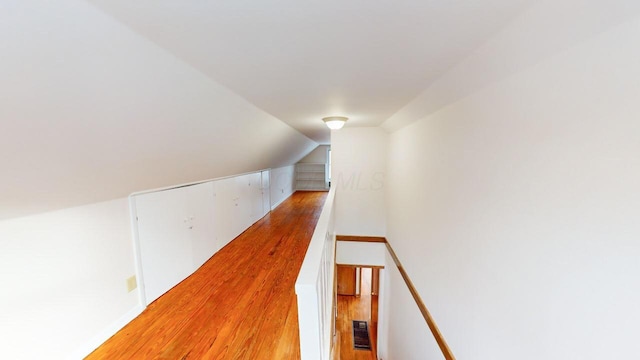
86;191;327;360
337;268;378;360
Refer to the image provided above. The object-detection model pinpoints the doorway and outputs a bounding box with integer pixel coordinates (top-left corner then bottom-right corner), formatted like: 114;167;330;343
336;265;381;360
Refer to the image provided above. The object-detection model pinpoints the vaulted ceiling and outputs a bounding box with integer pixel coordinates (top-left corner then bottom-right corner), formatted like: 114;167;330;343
0;0;537;220
86;0;534;144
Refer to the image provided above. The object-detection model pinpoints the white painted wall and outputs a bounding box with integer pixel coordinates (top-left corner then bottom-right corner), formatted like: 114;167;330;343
298;145;330;164
0;0;316;221
381;0;640;133
0;168;276;359
270;165;296;210
331;128;387;236
133;171;270;305
0;199;141;359
336;242;386;267
135;182;215;304
384;8;640;360
0;2;315;357
377;251;443;360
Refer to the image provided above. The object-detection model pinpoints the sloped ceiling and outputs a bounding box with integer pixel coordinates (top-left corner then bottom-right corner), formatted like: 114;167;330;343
382;0;640;133
0;0;537;220
0;0;316;220
85;0;535;143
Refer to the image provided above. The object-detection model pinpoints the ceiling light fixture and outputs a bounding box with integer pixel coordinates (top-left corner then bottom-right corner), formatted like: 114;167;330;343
322;116;348;130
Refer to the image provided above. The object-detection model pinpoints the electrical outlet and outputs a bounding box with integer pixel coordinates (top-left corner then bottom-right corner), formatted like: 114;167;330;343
126;275;137;292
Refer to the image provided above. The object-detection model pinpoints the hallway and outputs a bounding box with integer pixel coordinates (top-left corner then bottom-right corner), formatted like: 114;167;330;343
337;268;379;360
87;191;327;359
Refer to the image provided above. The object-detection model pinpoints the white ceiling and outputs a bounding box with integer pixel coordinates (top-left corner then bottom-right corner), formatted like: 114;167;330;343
86;0;534;144
0;0;317;220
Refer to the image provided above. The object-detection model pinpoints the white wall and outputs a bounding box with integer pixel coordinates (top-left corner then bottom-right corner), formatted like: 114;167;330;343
336;242;386;267
332;128;387;236
270;165;296;210
0;169;279;359
0;1;315;358
378;251;443;360
384;8;640;360
0;0;316;221
298;145;330;164
381;0;640;133
0;199;140;359
134;171;269;305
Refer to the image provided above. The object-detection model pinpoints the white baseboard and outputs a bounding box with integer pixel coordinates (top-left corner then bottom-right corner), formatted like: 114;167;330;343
68;304;145;360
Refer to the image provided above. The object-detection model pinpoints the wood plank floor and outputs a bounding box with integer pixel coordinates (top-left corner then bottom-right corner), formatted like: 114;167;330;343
86;191;328;360
337;268;378;360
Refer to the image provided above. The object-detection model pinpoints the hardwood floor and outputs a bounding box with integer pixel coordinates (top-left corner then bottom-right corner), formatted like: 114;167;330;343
337;268;378;360
86;191;327;360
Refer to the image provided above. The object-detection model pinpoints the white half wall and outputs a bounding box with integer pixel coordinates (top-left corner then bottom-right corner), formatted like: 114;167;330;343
270;165;296;210
332;128;388;236
0;199;139;359
384;10;640;360
295;188;337;360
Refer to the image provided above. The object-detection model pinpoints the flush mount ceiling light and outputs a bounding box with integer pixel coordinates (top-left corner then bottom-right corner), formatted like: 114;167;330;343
322;116;348;130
